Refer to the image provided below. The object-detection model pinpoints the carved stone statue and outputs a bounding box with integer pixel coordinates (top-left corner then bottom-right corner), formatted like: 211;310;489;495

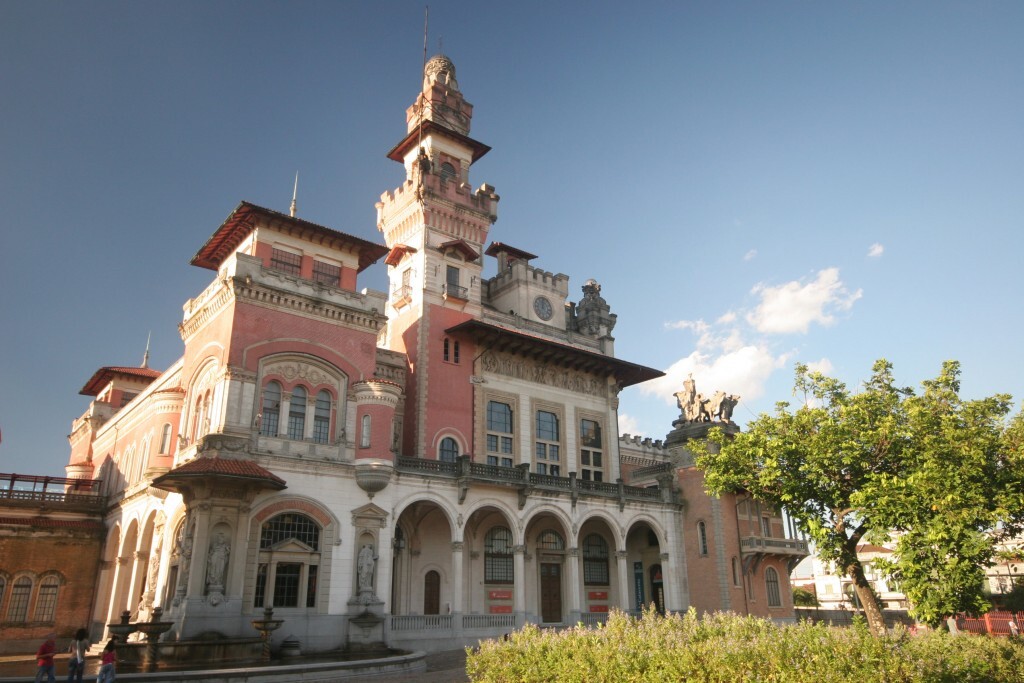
206;532;230;589
675;377;739;424
357;544;377;593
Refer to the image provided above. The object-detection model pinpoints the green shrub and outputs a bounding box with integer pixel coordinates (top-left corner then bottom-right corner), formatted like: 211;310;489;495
465;607;1024;682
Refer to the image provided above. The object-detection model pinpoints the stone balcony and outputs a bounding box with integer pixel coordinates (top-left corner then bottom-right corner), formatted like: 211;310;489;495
740;535;811;572
395;455;675;510
0;473;107;513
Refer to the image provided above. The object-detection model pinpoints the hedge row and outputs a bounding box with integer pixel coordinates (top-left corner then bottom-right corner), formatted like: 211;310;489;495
465;608;1024;682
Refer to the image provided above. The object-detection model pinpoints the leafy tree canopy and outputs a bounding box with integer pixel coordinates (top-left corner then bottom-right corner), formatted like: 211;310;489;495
691;360;1024;633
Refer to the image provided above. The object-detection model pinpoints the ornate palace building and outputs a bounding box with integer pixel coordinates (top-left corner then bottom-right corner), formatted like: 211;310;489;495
0;55;807;654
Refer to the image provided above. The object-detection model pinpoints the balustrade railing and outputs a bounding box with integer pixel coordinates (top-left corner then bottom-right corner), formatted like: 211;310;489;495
390;614;452;631
462;614;516;629
396;457;459;476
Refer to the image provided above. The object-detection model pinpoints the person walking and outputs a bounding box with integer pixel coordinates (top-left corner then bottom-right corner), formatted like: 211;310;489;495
34;632;57;683
97;638;117;683
67;628;89;683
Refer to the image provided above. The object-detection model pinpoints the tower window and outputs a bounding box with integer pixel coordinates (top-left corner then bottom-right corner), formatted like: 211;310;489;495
312;260;341;286
159;423;173;454
360;414;371;448
440;162;457;183
270;248;302;275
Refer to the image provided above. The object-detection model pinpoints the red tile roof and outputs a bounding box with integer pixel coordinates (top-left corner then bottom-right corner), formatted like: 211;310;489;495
191;202;388;272
79;366;163;396
485;242;538;261
153;457;286;490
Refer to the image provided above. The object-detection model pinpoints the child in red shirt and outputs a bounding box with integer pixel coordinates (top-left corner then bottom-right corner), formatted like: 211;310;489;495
34;633;56;683
97;638;117;683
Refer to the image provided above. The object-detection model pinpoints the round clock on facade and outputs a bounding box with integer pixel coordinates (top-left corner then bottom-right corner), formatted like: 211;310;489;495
533;296;553;321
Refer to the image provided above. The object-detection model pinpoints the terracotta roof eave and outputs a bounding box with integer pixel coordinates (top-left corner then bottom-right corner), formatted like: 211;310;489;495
386;121;491;164
191;202;388;272
485;242;538;261
445;320;664;388
79;366;163;396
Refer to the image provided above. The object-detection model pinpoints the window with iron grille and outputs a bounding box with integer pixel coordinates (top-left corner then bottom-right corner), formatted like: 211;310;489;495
254;564;268;607
273;563;302;607
484;527;514;584
537;530;564;551
7;577;31;622
765;567;781;607
583;534;610;585
287;386;306;440
34;576;60;622
312;260;341;286
260;513;321;550
260;382;281;436
698;521;708;556
312;390;331;444
270;248;302;275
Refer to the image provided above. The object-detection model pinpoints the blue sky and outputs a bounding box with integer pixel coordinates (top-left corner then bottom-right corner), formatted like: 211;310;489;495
2;1;1022;476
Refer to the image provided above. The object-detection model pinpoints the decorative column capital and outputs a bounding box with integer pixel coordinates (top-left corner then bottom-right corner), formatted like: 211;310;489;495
451;541;464;553
513;545;526;555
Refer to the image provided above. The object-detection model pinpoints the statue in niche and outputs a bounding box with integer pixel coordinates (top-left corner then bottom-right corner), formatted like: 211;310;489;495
206;532;231;589
357;544;377;593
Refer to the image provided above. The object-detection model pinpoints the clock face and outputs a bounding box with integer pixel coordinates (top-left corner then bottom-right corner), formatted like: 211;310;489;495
533;296;553;321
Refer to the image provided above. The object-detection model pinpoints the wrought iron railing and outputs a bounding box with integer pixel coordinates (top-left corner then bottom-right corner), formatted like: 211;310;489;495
442;283;469;300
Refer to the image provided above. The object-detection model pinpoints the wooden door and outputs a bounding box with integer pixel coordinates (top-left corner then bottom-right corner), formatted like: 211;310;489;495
540;563;562;623
424;570;440;615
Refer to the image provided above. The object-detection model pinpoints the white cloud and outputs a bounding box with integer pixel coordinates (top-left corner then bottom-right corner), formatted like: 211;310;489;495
716;311;737;324
746;268;862;335
805;358;834;375
744;249;757;261
618;413;641;437
665;319;709;334
642;345;785;408
868;243;884;258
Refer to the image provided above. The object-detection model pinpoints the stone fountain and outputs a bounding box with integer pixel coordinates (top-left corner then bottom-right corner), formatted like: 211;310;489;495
134;606;175;671
250;606;284;660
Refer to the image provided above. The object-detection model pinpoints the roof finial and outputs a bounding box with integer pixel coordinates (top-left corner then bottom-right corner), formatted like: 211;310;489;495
141;331;151;369
290;171;299;217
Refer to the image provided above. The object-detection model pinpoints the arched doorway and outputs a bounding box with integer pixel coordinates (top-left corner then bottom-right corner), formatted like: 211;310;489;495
424;570;440;615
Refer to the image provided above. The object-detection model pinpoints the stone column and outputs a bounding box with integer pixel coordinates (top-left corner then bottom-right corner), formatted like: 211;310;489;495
616;550;631;612
105;555;132;627
659;552;676;612
513;544;526;626
566;547;582;623
127;551;148;617
277;396;291;438
304;394;317;441
451;541;464;631
186;504;213;599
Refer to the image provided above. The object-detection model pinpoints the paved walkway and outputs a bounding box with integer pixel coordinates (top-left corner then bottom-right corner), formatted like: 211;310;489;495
0;649;470;682
346;649;469;683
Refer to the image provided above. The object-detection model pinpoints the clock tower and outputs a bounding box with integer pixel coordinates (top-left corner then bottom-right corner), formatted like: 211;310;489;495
376;55;499;459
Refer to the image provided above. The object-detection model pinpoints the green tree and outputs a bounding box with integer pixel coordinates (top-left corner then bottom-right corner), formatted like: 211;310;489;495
792;586;818;607
692;360;1024;635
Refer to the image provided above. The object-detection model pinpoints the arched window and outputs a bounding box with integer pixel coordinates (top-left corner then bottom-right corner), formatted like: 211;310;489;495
360;414;371;448
440;161;457;183
34;575;60;622
583;534;610;585
697;521;708;556
255;513;322;609
159;423;173;454
765;567;781;607
261;382;281;436
0;575;6;615
537;530;564;551
7;576;31;622
287;386;307;440
439;437;459;462
313;390;331;444
484;527;513;584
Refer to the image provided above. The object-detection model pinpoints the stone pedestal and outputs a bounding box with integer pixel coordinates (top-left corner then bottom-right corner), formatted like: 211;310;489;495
347;598;387;652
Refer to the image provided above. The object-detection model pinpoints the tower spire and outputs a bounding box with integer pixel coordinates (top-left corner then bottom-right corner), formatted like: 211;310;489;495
290;171;299;217
141;331;151;369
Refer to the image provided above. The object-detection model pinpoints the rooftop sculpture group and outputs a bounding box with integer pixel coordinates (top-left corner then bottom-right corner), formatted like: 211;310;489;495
674;375;740;424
